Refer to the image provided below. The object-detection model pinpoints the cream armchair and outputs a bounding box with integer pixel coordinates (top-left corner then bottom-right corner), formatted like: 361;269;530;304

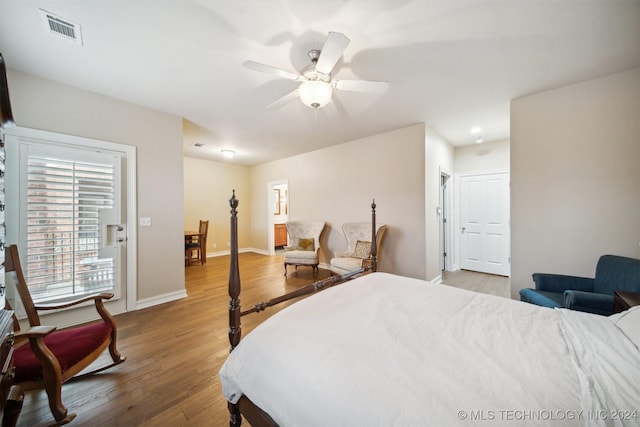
284;221;326;276
330;223;387;275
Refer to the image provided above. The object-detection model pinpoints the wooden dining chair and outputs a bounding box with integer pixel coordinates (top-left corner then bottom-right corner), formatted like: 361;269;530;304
185;220;209;266
3;245;126;425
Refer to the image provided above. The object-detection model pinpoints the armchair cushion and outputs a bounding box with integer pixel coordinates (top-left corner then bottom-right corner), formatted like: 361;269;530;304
518;289;564;309
563;290;614;316
296;238;315;251
330;257;364;274
532;273;594;293
351;240;371;259
14;322;113;383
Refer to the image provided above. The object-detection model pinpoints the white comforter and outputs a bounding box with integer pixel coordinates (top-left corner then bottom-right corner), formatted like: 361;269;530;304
220;272;640;426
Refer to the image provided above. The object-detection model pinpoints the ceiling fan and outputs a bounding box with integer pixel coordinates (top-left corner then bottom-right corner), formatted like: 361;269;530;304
244;32;388;110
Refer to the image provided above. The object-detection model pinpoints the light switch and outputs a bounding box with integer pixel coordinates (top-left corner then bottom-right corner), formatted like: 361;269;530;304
139;217;152;227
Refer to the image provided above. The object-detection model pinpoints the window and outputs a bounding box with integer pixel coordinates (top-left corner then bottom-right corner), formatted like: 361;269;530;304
25;153;116;303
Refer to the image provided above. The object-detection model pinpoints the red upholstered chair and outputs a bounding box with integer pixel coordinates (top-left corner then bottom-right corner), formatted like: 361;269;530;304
3;245;126;425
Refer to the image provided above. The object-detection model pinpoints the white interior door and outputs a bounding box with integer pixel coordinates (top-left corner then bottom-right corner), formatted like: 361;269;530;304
459;172;510;276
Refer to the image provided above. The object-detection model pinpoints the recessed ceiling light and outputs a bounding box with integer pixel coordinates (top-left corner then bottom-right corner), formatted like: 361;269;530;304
221;149;236;158
470;126;482;134
475;136;484;144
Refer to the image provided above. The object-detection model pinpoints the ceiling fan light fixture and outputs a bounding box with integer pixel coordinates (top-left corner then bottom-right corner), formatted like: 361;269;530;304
299;80;332;109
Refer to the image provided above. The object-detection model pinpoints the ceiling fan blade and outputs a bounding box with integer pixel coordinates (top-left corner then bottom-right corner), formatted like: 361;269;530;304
315;32;350;75
266;89;299;110
334;79;388;94
243;60;301;81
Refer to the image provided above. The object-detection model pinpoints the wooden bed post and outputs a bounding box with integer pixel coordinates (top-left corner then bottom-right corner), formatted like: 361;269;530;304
370;199;378;272
228;191;242;426
228;190;241;351
1;53;16;126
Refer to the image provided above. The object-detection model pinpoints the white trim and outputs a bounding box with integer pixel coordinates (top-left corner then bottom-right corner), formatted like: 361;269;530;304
439;166;453;273
430;275;442;284
205;247;266;258
267;179;289;255
135;290;187;310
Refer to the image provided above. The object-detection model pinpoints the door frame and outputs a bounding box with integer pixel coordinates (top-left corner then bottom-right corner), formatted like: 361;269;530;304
2;126;137;320
267;179;288;255
455;168;510;276
439;167;453;272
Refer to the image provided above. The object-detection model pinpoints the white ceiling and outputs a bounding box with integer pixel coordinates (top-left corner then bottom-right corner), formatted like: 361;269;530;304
1;1;638;166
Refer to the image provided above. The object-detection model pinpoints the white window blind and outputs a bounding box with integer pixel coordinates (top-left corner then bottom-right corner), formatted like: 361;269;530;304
26;154;115;303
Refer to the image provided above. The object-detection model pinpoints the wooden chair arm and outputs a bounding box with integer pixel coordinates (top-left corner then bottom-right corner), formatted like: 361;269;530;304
14;325;57;341
34;292;115;311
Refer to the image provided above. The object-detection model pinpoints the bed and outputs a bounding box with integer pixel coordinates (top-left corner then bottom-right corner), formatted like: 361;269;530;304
219;192;640;426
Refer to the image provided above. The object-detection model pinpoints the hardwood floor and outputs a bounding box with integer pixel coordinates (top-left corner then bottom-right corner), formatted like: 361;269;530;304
17;252;329;427
16;256;511;426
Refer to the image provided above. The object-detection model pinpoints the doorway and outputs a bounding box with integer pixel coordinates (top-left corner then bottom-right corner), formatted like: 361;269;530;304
268;180;289;255
3;126;136;322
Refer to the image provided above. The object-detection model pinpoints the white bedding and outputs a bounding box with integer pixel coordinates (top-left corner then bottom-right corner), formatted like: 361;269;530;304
220;272;640;426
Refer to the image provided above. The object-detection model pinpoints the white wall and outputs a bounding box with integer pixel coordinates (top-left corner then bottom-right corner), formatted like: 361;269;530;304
511;68;640;298
455;138;510;173
249;124;427;279
7;70;186;303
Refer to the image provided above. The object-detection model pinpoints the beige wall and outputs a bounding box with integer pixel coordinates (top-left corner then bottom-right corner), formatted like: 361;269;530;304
425;127;455;281
7;70;185;303
249;124;427;279
455;138;510;173
183;156;251;253
511;68;640;298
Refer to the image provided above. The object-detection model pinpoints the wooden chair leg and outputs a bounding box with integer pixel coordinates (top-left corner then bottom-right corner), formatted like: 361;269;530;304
30;338;76;425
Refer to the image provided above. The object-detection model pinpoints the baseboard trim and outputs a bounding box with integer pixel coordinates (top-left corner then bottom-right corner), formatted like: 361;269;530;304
136;290;188;310
206;247;265;257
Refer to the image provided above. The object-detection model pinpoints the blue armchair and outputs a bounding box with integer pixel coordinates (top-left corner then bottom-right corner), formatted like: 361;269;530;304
519;255;640;315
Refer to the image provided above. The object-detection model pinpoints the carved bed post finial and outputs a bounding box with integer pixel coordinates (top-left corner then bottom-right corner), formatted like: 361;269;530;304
370;199;378;271
228;190;241;352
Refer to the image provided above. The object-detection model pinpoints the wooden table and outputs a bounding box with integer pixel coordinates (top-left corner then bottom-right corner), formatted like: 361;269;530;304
613;290;640;313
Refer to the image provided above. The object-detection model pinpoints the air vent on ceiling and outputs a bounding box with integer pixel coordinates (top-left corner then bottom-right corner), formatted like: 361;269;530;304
39;9;83;45
193;142;204;148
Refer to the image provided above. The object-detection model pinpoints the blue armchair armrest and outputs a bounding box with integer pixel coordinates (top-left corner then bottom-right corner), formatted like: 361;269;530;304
532;273;594;293
563;290;614;316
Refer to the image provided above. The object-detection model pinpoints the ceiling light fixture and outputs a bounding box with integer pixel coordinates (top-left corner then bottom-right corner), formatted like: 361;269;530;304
470;126;482;135
298;80;333;109
475;136;484;144
221;149;236;158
